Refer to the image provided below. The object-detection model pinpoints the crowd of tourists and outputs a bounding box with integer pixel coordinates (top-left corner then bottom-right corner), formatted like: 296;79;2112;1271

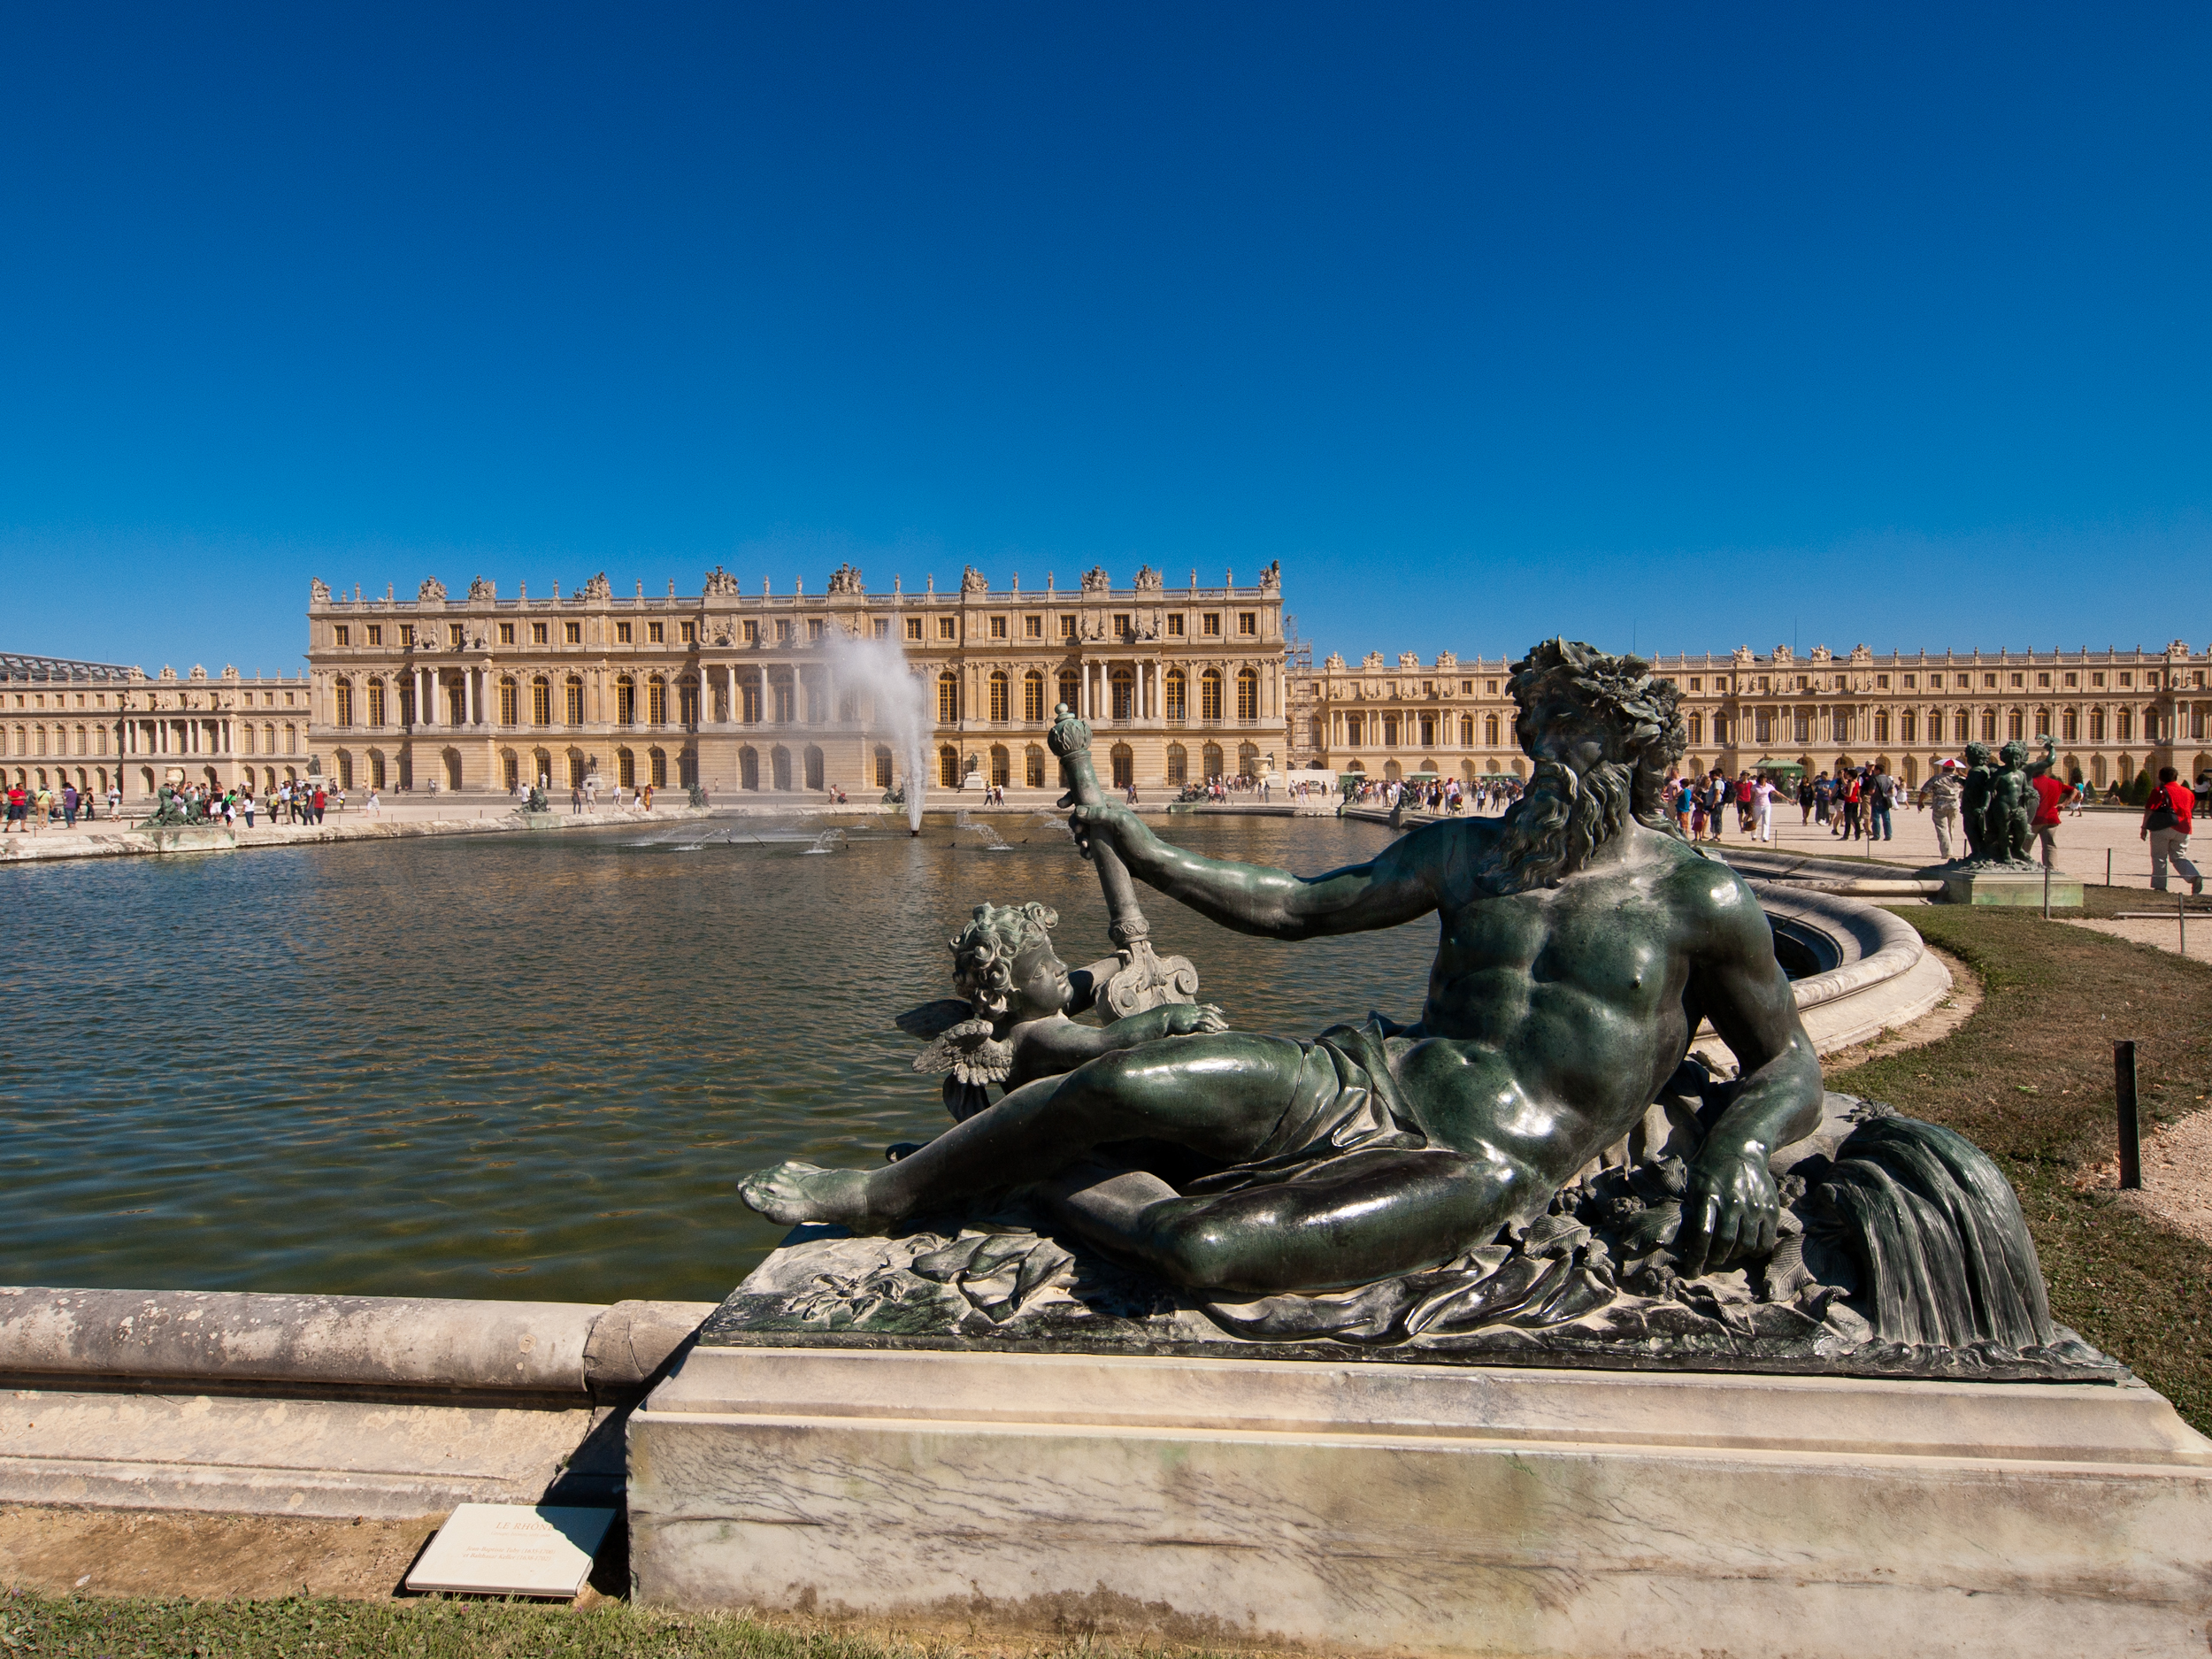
1338;774;1524;815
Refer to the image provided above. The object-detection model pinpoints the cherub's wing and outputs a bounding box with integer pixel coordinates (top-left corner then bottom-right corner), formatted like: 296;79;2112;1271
895;998;975;1041
913;1018;1016;1087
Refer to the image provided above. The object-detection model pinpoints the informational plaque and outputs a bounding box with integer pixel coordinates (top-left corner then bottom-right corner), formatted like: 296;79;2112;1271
404;1502;617;1598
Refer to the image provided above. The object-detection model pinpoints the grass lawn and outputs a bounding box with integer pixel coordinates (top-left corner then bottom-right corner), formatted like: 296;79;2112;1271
1832;904;2212;1432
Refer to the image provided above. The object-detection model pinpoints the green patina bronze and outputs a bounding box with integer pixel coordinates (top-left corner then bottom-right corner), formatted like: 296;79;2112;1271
740;639;1826;1294
1955;735;2056;869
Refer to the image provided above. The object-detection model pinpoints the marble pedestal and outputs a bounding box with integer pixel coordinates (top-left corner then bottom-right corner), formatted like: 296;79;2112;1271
1942;868;2084;907
627;1343;2212;1657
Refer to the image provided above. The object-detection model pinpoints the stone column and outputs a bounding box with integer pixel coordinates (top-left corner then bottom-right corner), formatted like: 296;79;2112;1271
465;671;476;727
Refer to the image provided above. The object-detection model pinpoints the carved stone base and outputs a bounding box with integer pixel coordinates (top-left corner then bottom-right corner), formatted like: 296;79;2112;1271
626;1344;2212;1655
1942;869;2084;907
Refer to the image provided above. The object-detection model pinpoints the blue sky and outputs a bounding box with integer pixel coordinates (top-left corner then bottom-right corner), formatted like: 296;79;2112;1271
4;4;2208;675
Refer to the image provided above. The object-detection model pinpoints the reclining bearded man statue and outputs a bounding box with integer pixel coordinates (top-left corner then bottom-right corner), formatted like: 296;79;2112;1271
740;638;1825;1297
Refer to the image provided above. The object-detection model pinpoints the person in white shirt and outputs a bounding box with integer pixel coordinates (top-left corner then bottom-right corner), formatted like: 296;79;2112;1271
1751;776;1778;843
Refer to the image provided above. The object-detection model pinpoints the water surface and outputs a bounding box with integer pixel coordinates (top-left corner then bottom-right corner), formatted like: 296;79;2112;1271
1;813;1428;1303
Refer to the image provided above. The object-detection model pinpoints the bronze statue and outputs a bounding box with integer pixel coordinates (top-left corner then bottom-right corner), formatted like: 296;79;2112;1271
741;639;1824;1291
1956;736;2055;867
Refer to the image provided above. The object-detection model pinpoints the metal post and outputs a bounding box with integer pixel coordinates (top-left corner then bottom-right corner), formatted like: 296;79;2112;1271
2114;1041;2141;1191
2043;861;2051;919
2106;847;2113;888
2181;891;2188;960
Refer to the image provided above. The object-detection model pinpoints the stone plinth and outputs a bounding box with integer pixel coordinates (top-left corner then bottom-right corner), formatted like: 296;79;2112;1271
626;1343;2212;1656
1943;869;2084;907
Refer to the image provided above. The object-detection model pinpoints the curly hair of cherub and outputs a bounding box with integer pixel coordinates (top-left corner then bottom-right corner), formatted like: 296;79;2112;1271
949;902;1058;1015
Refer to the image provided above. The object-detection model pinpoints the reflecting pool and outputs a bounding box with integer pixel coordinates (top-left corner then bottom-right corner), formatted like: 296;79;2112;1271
1;813;1429;1303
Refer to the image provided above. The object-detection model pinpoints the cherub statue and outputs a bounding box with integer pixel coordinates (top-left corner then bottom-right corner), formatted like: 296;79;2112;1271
901;902;1225;1122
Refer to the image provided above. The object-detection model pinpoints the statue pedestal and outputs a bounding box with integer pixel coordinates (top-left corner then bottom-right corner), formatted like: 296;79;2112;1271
628;1342;2212;1655
1942;869;2084;908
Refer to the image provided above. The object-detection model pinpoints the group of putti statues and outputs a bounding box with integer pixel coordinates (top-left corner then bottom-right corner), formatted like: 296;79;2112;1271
1954;736;2058;869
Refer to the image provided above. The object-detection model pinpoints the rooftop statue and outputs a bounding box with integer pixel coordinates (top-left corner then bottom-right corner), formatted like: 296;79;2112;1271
733;640;2083;1371
744;639;1819;1289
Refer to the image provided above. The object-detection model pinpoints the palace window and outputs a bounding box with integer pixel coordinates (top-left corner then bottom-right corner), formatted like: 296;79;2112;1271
565;678;585;725
649;679;667;725
1383;714;1401;748
991;616;1008;639
500;623;515;645
400;625;415;647
1023;671;1046;723
2009;673;2023;689
565;622;582;645
533;623;548;645
940;745;961;788
334;626;350;647
2038;672;2050;688
1113;614;1131;640
873;618;889;639
774;620;791;644
1236;667;1259;723
1980;710;1997;740
1900;710;1916;742
1025;744;1046;787
741;680;761;724
680;679;699;724
938;617;956;641
1239;612;1256;637
368;680;387;727
1460;714;1475;745
1167;615;1185;636
499;678;517;726
1166;742;1187;785
2008;710;2024;740
367;626;383;646
1793;710;1810;743
1201;670;1224;724
808;619;826;641
1050;614;1072;640
1903;674;1916;688
1485;712;1501;747
1202;613;1220;636
617;622;634;644
617;678;636;725
989;671;1010;723
649;622;664;644
906;617;924;641
1873;712;1888;743
1953;710;1969;743
1112;670;1135;720
1687;714;1702;745
937;672;960;725
449;624;465;648
1754;710;1771;744
1059;669;1080;713
2062;710;2078;741
1928;673;1943;689
1419;713;1436;746
334;681;353;726
1164;670;1187;723
533;679;551;725
1024;615;1042;639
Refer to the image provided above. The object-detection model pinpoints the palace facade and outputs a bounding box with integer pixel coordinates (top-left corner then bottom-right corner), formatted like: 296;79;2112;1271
302;565;1288;796
1294;640;2212;794
2;652;316;800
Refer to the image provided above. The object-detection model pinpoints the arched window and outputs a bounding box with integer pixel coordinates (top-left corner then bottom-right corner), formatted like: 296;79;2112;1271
2062;709;2078;741
678;678;699;725
653;747;672;787
1057;669;1079;714
938;744;961;787
1384;759;1402;781
1165;742;1187;784
2007;710;2024;740
283;724;296;753
1485;712;1501;747
1873;711;1889;743
1202;741;1224;778
802;746;822;790
501;749;518;790
1200;670;1223;723
990;744;1010;786
618;748;636;787
988;671;1010;723
565;677;585;726
334;680;353;726
873;745;893;788
649;677;667;726
499;677;517;726
1111;668;1135;721
2034;708;2052;739
1024;744;1046;787
1459;714;1474;746
1952;709;1969;743
772;746;792;790
616;677;637;726
2116;709;2132;741
1110;741;1133;788
1164;670;1187;723
772;678;795;724
937;672;960;725
334;750;353;788
2090;709;2105;741
1687;713;1703;745
1235;667;1258;723
1383;714;1401;748
532;678;551;726
741;676;761;724
1023;671;1046;723
1238;741;1259;778
242;724;257;754
740;747;760;790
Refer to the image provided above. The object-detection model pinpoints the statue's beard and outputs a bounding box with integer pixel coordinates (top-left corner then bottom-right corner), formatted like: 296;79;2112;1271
1479;757;1635;895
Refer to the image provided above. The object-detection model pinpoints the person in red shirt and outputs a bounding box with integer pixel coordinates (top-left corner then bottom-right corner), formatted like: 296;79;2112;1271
2030;769;2070;870
3;783;25;833
2141;766;2202;895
